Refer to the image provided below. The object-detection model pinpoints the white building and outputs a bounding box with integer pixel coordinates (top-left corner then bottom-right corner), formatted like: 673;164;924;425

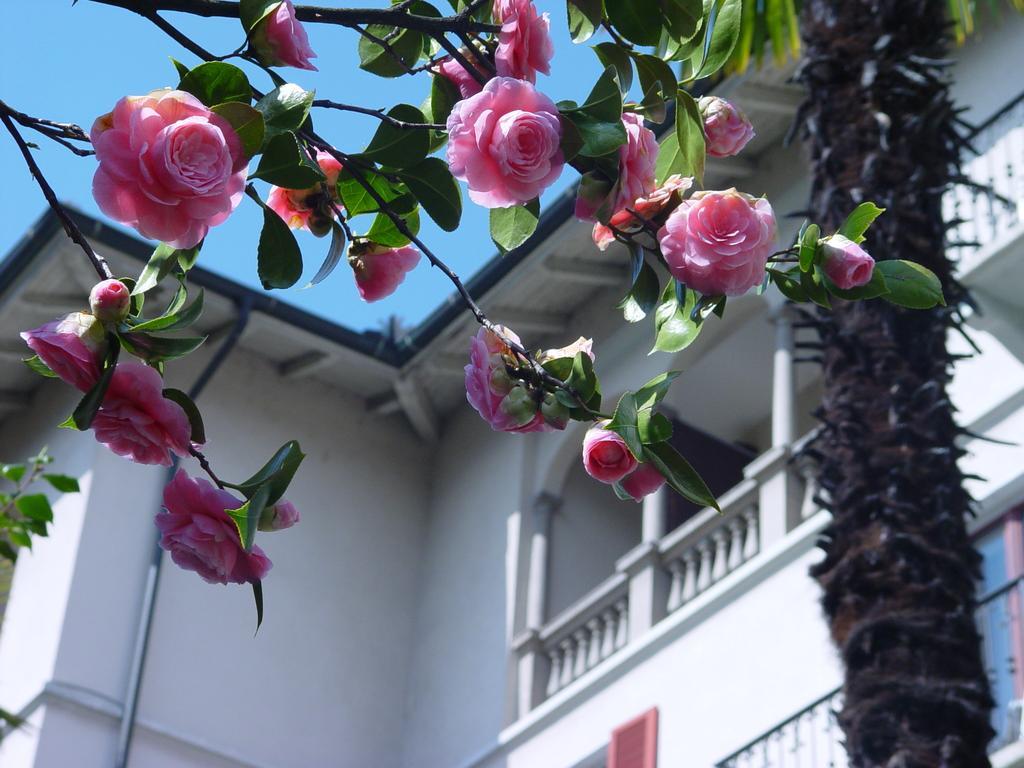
0;15;1022;768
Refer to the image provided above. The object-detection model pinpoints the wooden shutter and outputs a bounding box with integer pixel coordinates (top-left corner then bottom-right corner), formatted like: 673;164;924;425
608;708;658;768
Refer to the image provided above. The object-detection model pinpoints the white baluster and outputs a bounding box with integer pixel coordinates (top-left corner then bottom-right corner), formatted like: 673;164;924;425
727;518;744;570
743;508;759;560
666;559;684;612
600;609;616;659
559;639;574;688
696;539;713;593
614;600;629;649
572;630;588;678
586;618;602;669
711;529;729;581
546;648;562;697
681;549;698;603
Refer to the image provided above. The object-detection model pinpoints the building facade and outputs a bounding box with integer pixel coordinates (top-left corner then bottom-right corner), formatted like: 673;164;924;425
0;14;1022;768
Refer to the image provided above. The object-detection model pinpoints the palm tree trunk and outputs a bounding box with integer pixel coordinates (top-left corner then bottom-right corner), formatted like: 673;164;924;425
797;1;995;765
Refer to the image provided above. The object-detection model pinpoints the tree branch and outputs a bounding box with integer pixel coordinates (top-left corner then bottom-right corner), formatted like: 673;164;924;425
87;0;500;34
0;109;112;280
312;100;444;129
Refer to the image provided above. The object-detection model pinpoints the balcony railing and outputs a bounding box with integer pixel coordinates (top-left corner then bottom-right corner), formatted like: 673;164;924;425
944;90;1024;266
714;576;1024;767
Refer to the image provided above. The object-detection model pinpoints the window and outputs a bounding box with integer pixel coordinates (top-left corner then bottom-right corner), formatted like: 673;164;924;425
608;708;658;768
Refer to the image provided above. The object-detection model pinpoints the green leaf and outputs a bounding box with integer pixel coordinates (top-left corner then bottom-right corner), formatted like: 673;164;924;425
251;131;325;188
608;393;643;459
130;289;204;333
170;57;191;81
229;440;305;507
618;260;660;322
643;441;719;510
239;0;282;32
691;0;743;80
490;200;540;253
135;243;201;296
565;351;601;416
396;158;462;232
593;43;633;96
257;201;304;289
632;53;678;124
226;483;271;552
822;268;890;301
119;332;206;363
652;280;702;353
0;464;25;483
365;207;421;248
68;339;120;430
658;0;703;44
42;474;79;493
211;101;265;158
9;531;32;549
634;370;680;444
605;0;662;45
799;223;820;272
769;268;808;303
254;84;315;146
337;167;407;217
839;202;886;243
428;73;461;126
568;0;605;42
252;580;264;631
307;220;348;287
23;356;57;378
801;266;831;309
16;494;52;523
162;388;206;444
876;260;945;309
562;112;628;158
179;62;252;107
361;105;431;169
357;25;424;78
571;66;624;122
672;90;706;184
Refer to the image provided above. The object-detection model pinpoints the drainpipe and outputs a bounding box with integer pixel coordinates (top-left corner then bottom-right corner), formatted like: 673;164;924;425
114;297;253;768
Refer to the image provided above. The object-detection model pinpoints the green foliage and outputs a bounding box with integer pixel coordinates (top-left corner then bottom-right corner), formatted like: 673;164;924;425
396;158;462;232
652;281;703;354
211;102;265;158
619;254;661;323
251;131;326;188
179;62;252;107
839;202;886;243
337;167;408;217
690;0;743;79
361;105;431;168
134;242;202;296
358;25;424;77
876;260;945;309
567;0;605;42
255;84;315;147
489;199;540;253
62;338;120;430
366;206;421;248
239;0;282;32
255;198;304;289
799;223;820;271
559;67;627;158
162;388;206;443
0;447;79;562
307;221;349;287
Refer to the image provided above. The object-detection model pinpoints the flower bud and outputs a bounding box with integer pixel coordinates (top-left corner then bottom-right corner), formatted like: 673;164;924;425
258;499;301;532
540;392;570;430
821;234;875;290
89;279;130;323
698;96;755;158
499;384;538;428
489;365;513;396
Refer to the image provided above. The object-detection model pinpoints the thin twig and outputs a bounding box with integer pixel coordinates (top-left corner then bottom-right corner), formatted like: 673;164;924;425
189;446;227;489
0;100;95;157
0;111;112;280
430;33;491;86
312;100;445;129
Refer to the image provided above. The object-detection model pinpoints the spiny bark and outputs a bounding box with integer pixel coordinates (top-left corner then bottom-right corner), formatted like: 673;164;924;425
796;1;994;765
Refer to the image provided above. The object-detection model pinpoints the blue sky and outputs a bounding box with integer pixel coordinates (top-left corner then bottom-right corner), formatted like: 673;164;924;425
0;1;608;333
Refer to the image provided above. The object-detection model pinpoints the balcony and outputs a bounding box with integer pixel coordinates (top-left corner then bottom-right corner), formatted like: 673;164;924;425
714;576;1024;767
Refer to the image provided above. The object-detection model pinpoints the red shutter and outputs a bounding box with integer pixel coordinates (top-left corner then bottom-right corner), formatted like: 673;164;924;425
608;708;658;768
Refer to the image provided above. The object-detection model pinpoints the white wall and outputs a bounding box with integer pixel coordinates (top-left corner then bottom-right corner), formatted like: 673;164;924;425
0;344;432;768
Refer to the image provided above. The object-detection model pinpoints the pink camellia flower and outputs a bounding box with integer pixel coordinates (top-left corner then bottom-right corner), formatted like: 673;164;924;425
539;336;594;363
593;175;693;251
658;189;777;297
21;312;105;392
434;55;488;99
494;0;553;83
447;77;564;208
576;113;659;222
91;361;192;466
349;244;421;302
465;325;549;433
267;150;344;237
250;0;318;71
820;234;876;289
156;470;272;585
620;463;666;502
698;96;755;158
258;499;300;532
89;279;131;323
582;424;638;484
91;89;248;249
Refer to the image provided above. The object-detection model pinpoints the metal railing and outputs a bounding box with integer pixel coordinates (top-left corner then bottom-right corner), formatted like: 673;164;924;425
944;90;1024;265
715;576;1024;767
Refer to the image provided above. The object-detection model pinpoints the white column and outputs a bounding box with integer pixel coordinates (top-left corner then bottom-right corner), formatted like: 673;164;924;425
513;492;561;718
771;303;797;447
641;485;668;542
